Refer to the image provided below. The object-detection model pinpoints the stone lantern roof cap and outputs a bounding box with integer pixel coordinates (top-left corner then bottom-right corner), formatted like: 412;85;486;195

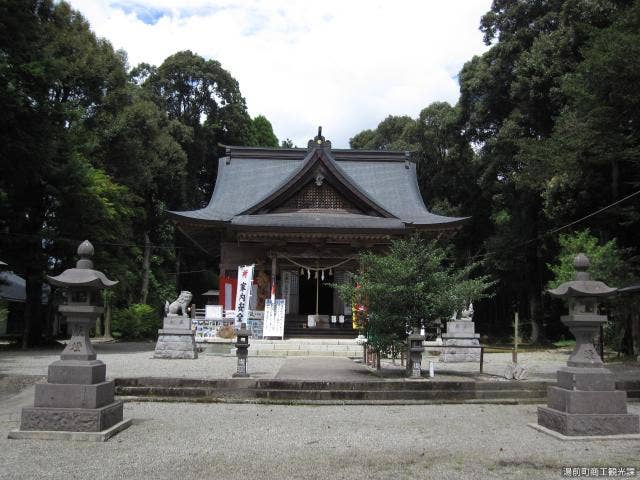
547;253;617;299
47;240;118;289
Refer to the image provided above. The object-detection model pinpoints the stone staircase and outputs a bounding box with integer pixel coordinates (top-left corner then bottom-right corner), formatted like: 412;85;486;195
114;377;557;404
226;338;363;357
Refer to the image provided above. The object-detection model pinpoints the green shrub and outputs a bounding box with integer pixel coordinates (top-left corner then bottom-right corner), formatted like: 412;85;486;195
112;303;159;339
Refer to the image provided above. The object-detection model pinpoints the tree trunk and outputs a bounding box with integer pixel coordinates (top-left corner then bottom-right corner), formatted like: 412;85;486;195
175;248;181;292
528;290;542;344
95;312;102;337
611;159;619;200
103;293;112;339
22;274;43;348
140;231;151;304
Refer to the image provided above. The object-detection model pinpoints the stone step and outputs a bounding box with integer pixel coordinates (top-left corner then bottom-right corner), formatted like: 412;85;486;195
114;377;559;403
252;350;360;357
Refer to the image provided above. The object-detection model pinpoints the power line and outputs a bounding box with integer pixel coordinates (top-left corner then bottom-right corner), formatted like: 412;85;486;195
0;230;191;252
468;188;640;262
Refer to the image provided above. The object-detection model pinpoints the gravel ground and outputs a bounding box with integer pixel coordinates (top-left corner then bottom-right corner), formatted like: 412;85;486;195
1;343;639;479
1;342;639;382
0;342;285;380
2;400;639;480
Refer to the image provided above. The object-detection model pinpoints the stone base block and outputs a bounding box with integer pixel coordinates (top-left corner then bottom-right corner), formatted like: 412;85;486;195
547;386;627;414
162;315;192;330
35;381;114;409
20;401;124;432
158;328;193;335
8;419;132;442
48;360;106;385
528;423;640;441
445;321;478;335
154;334;198;359
442;338;480;362
557;367;616;391
538;406;640;436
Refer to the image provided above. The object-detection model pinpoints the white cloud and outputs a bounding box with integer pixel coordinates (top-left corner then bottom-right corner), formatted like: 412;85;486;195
68;0;492;148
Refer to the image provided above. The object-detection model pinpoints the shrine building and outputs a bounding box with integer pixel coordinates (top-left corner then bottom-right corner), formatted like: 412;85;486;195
168;129;466;336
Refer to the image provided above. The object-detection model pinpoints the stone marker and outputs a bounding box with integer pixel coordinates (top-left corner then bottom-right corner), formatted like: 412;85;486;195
406;333;425;378
537;254;640;436
154;291;198;359
442;303;480;362
9;240;131;441
233;326;251;377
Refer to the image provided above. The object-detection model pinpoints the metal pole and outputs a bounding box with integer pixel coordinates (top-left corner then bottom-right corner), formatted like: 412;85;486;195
315;269;319;316
514;312;519;364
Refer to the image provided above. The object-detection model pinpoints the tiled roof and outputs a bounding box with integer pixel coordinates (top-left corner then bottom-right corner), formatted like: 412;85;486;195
169;144;467;230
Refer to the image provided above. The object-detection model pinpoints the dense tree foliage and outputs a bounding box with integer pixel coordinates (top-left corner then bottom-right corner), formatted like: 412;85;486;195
2;0;639;347
351;0;640;345
0;1;275;344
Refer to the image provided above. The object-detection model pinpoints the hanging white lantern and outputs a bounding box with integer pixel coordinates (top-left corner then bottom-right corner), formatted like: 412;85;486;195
321;270;325;281
307;269;310;280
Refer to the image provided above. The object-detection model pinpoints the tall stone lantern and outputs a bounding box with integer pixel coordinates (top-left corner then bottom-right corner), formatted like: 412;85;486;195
9;241;131;441
536;253;639;436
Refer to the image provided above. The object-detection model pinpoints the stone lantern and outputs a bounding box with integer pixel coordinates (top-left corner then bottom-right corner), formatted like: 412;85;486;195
9;241;131;441
233;325;251;378
536;253;639;436
406;333;425;379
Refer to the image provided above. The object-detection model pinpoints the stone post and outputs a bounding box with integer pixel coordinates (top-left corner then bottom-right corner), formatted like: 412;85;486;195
537;254;640;436
407;334;425;379
9;241;131;441
233;326;251;377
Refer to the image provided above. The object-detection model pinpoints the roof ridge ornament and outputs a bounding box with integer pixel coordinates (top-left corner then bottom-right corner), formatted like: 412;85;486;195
307;126;331;152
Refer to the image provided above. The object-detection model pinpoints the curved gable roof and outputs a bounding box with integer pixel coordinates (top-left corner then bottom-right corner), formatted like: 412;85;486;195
168;137;467;230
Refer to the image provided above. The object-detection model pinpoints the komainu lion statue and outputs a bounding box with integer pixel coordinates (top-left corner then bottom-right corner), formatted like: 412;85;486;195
165;291;193;317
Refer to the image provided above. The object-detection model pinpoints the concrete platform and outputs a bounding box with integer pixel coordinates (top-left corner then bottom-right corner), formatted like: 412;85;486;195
8;418;132;442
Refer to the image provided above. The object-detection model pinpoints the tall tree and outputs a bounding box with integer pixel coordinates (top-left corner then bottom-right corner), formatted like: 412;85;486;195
142;51;252;208
349;115;416;151
0;0;134;345
457;0;635;341
247;115;279;147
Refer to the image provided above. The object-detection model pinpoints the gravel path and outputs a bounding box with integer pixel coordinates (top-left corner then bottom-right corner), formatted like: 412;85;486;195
0;342;285;380
1;342;638;382
2;400;639;480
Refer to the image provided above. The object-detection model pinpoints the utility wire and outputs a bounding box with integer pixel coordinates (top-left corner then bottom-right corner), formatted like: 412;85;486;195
467;188;640;262
0;230;194;252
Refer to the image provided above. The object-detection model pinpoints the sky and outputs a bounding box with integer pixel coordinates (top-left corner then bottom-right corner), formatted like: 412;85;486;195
68;0;493;148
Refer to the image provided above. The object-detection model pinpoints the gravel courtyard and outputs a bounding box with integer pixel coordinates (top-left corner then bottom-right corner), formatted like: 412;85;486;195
2;397;639;480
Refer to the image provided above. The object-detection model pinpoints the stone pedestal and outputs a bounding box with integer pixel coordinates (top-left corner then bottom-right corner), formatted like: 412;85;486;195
154;314;198;359
536;253;640;437
18;317;124;433
442;320;480;362
538;366;639;436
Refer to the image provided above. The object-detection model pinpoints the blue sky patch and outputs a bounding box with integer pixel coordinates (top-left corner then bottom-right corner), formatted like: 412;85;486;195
111;2;168;25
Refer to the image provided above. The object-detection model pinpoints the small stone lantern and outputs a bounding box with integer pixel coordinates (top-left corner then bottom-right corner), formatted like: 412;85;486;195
233;325;251;378
536;253;639;436
407;333;425;379
10;240;131;440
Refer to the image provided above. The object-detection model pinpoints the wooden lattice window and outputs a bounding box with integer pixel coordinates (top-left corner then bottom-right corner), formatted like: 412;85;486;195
278;181;356;211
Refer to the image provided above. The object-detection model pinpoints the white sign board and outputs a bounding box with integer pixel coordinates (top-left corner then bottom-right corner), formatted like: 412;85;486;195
234;265;254;328
205;305;223;320
263;298;286;338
